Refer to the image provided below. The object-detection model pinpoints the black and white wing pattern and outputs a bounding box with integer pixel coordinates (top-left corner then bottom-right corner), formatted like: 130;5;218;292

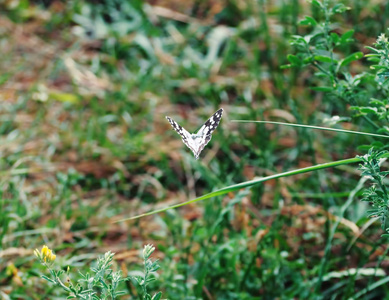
166;108;223;159
165;116;195;155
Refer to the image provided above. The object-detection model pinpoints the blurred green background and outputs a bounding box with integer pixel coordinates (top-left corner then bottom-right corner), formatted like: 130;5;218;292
1;0;389;299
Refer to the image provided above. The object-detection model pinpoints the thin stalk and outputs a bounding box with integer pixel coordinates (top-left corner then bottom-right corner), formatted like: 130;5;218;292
117;157;364;222
231;120;389;139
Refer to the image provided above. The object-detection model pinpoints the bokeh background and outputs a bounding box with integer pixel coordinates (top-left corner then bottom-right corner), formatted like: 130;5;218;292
1;0;389;299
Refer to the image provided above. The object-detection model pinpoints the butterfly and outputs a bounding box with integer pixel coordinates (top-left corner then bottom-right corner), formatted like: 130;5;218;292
166;108;224;159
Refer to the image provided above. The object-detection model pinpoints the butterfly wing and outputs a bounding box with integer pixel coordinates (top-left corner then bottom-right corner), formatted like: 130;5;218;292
194;108;223;156
196;108;224;136
166;116;198;157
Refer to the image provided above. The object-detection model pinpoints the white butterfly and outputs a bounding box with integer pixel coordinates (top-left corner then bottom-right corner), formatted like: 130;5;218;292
166;108;224;159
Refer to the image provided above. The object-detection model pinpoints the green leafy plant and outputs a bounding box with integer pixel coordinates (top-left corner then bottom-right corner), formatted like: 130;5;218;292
358;149;389;237
366;33;389;84
282;1;389;141
351;32;389;130
34;245;162;300
35;246;128;299
130;244;164;300
35;245;164;299
282;0;363;95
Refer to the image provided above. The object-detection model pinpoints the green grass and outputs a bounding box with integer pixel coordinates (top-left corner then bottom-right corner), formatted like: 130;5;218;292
1;0;389;299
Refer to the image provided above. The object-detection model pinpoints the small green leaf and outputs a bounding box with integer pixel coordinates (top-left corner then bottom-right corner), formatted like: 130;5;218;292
370;98;385;106
378;127;389;134
370;65;388;70
311;0;323;8
287;54;302;66
357;145;373;151
291;35;308;45
341;29;354;42
310;86;333;92
146;277;157;284
41;275;56;283
303;56;314;64
152;292;163;300
300;16;317;26
332;3;350;13
314;55;334;63
371;141;384;147
366;58;380;63
99;278;109;289
339;52;363;67
365;46;380;53
360;107;378;114
365;54;381;64
310;32;325;42
280;64;292;69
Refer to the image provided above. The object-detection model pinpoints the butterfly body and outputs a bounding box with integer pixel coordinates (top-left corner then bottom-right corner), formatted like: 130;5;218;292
166;108;223;159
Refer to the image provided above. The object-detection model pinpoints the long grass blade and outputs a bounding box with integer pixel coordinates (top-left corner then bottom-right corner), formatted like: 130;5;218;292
231;120;389;139
116;157;362;222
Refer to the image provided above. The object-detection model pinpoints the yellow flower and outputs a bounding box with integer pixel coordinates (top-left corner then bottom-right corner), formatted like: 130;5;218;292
41;245;49;257
35;245;56;264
